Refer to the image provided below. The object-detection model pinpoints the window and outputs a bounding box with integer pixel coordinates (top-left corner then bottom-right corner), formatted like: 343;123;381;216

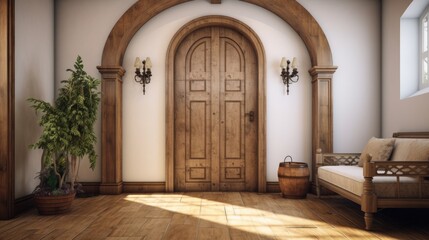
420;8;429;90
400;0;429;98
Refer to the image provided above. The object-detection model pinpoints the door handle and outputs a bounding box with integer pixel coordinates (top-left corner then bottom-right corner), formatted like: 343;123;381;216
246;111;255;122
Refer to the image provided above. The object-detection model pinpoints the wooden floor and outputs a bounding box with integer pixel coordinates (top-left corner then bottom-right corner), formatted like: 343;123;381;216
1;192;428;240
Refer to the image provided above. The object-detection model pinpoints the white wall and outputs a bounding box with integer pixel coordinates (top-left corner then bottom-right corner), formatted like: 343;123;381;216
15;0;55;198
55;0;137;182
382;0;429;137
299;0;382;152
55;0;381;183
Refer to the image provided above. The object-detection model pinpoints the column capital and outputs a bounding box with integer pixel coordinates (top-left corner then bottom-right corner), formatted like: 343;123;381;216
309;66;338;77
97;66;126;80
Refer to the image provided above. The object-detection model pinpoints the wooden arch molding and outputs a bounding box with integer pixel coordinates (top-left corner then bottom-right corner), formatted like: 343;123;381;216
97;0;337;194
165;15;266;192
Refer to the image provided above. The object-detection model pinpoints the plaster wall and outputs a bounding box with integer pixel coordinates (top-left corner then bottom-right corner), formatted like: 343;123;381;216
15;0;55;198
299;0;382;152
54;0;137;182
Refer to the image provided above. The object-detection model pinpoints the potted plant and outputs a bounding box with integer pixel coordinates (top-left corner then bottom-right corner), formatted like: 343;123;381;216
29;56;100;215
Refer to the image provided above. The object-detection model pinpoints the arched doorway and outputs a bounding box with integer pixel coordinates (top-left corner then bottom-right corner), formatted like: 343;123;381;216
97;0;336;194
166;16;266;192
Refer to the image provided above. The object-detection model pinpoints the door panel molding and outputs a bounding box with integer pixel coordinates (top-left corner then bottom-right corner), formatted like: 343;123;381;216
166;16;266;192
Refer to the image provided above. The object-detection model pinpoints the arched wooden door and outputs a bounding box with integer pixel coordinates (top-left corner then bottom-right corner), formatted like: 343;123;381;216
174;26;258;191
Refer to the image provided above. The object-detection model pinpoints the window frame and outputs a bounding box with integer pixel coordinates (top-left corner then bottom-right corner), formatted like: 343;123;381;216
420;6;429;90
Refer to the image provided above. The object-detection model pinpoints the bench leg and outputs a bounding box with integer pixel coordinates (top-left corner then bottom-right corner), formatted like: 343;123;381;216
362;174;377;231
364;212;374;230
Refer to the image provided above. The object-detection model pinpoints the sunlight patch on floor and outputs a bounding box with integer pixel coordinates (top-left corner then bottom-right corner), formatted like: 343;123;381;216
123;192;329;239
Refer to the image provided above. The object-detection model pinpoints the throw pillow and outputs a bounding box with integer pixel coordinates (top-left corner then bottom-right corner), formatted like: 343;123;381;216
358;137;396;167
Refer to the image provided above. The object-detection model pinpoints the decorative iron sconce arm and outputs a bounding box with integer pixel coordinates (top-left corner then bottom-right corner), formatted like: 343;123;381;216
134;57;152;95
280;57;299;95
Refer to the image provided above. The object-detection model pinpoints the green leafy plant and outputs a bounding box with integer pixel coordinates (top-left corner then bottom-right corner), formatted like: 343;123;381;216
29;56;100;195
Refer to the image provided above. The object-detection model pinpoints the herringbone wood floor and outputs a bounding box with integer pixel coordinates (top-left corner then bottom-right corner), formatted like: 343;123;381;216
0;192;428;239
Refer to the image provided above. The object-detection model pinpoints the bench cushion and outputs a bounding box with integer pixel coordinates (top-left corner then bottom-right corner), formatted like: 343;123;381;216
390;138;429;161
318;165;429;198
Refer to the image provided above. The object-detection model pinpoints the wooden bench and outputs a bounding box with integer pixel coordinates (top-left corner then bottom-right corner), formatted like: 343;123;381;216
315;132;429;230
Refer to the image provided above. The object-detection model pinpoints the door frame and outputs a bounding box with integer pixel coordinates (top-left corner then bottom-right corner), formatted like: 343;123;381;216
166;16;266;192
0;0;15;219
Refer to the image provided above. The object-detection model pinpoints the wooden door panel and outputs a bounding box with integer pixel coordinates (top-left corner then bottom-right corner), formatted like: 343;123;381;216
242;31;258;192
175;28;212;191
224;101;242;159
174;26;257;192
189;41;208;72
185;160;211;182
188;101;206;159
224;41;242;72
219;28;253;191
184;34;211;190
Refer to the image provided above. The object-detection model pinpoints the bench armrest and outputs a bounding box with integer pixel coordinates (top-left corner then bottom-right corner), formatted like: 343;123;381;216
364;160;429;178
362;159;429;201
316;148;360;167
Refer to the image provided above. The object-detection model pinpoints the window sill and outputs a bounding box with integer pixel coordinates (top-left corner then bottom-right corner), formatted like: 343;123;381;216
408;87;429;98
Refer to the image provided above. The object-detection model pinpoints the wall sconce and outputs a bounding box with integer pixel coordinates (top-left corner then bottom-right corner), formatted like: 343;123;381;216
134;57;152;95
280;57;299;95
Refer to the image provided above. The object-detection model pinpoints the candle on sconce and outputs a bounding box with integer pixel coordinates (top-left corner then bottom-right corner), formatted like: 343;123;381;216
280;56;299;95
145;57;152;69
280;57;287;69
291;57;297;69
134;57;142;69
134;56;153;95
